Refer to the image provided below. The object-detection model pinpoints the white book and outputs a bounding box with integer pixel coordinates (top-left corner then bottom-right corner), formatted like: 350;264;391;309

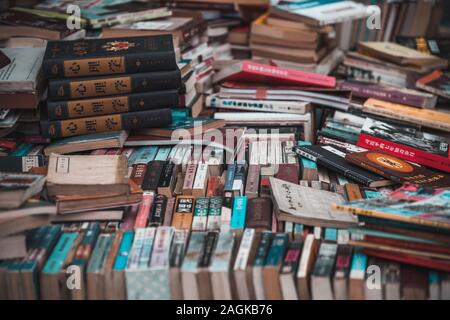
126;228;146;270
192;163;209;196
259;140;268;165
249;142;260;165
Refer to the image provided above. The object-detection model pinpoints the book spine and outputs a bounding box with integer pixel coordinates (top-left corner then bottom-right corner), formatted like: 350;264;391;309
192;163;209;197
192;197;210;231
205;176;222;197
220;196;233;232
230;196;247;230
206;196;222;231
41;108;172;138
207;96;308;114
245;164;260;199
163;197;176;227
44;51;177;79
232;163;247;196
246;198;272;231
130;164;148;187
46;90;179;120
129;146;158;165
171;196;195;230
242;61;336;87
234;228;255;271
265;233;289;266
340;82;427;108
281;241;302;274
42;232;78;274
150;227;174;268
224;163;236;191
48;70;181;101
182;163;197;195
141;161;166;191
149;195;167;227
134;192;153;229
113;231;134;271
157;162;177;192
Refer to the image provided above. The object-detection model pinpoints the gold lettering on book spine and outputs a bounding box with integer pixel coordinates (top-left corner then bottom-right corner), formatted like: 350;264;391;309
64;57;126;77
60;114;123;137
66;96;130;118
69;76;131;98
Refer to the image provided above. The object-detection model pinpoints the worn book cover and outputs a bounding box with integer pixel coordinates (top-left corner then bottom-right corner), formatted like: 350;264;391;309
269;177;358;228
416;70;450;100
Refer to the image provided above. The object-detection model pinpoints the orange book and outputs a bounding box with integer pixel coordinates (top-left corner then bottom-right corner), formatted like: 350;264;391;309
171;196;195;230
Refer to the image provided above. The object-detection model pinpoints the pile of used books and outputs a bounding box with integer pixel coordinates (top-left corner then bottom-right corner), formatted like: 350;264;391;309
0;0;450;301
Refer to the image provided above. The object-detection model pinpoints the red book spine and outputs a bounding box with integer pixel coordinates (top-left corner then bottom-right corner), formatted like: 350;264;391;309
357;132;450;172
134;192;153;229
242;61;336;88
363;249;450;273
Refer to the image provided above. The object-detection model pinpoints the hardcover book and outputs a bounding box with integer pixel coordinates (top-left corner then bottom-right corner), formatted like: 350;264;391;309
47;70;181;101
346;150;450;188
0;173;46;210
357;117;450;172
43;35;176;78
41;108;172;139
141;161;166;191
294;145;394;187
246;197;272;232
47;90;179;120
311;242;337;300
171;196;195;230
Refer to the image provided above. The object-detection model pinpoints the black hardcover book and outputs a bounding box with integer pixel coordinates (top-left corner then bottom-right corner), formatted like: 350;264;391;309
43;35;176;78
40;108;172;139
198;231;219;268
293;145;394;188
141;161;166;191
46;90;179;120
48;69;182;101
0;155;45;172
149;194;167;226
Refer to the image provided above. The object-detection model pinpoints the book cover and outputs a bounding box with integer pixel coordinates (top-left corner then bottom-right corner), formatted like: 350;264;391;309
294;144;394;187
357;117;450;172
213;60;336;88
246;197;272;231
346;150;450;188
416;70;450;100
141;161;165;191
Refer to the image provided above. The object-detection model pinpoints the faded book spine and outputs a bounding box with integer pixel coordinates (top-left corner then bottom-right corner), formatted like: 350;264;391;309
48;70;181;101
47;90;179;120
41;108;172;138
246;198;272;231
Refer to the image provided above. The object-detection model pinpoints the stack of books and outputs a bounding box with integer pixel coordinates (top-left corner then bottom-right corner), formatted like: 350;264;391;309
40;35;179;139
0;0;450;302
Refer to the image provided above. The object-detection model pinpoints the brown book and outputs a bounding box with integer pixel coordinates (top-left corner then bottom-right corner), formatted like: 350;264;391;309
345;150;450;188
344;183;364;201
245;198;272;232
401;264;428;300
102;231;123;300
274;163;299;185
129;164;147;187
182;163;197;195
244;164;260;199
171;196;195;230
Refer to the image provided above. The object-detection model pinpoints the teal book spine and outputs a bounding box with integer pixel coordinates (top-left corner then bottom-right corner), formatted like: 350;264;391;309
231;196;247;230
297;140;317;169
154;147;172;161
324;228;338;242
224;163;236;191
129;146;159;166
253;231;274;267
113;231;134;271
181;232;205;272
265;233;289;266
350;248;368;278
87;234;115;273
42;232;78;274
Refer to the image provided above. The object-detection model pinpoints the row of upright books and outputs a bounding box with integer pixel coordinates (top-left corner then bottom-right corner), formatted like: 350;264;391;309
0;0;450;301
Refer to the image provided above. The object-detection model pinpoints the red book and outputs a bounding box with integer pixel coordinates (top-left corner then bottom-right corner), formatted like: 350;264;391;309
213;60;336;88
363;249;450;273
134;192;153;229
357;117;450;172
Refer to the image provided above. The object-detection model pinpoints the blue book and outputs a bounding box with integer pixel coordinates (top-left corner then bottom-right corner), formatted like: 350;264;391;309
230;196;247;230
129;146;159;165
224;163;236;191
42;232;78;274
265;233;289;267
113;231;134;271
